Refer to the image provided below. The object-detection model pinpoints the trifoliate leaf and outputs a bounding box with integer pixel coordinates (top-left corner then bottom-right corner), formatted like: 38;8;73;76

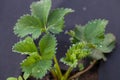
30;0;51;26
21;54;52;79
84;19;108;45
12;37;37;55
39;34;57;59
7;77;17;80
47;8;74;33
90;49;107;61
68;19;116;61
61;42;90;67
97;33;116;53
14;14;42;39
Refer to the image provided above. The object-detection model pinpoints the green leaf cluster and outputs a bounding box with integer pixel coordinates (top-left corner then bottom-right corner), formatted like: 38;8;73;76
12;0;74;79
61;42;91;67
8;0;116;79
13;34;56;79
14;0;74;39
67;19;116;60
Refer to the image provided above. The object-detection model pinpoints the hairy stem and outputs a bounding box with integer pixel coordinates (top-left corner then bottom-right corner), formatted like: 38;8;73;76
69;60;97;80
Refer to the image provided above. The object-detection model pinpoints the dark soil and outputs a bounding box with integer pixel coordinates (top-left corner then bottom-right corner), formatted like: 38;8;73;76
78;69;98;80
28;68;98;80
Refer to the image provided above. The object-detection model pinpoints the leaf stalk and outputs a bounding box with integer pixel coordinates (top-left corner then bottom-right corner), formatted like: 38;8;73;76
69;60;97;80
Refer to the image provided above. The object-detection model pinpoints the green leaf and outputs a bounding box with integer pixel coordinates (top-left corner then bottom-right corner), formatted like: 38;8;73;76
14;14;42;39
23;72;30;80
7;77;17;80
84;19;108;44
48;18;65;34
31;0;51;26
90;49;107;61
12;37;38;55
31;60;52;79
21;54;52;79
47;8;74;33
39;34;57;59
67;25;85;43
18;76;23;80
21;53;41;69
98;33;116;53
78;63;84;71
61;42;90;67
61;52;78;68
73;25;85;41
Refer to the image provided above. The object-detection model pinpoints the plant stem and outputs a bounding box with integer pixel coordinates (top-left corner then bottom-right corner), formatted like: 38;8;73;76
63;67;73;80
50;69;58;80
69;60;97;80
53;56;63;80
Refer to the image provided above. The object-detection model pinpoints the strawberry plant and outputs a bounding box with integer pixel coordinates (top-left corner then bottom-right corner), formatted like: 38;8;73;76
7;0;116;80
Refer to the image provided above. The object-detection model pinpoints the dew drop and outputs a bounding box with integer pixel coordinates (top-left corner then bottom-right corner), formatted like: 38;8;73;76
82;6;87;11
37;70;40;73
99;45;102;48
